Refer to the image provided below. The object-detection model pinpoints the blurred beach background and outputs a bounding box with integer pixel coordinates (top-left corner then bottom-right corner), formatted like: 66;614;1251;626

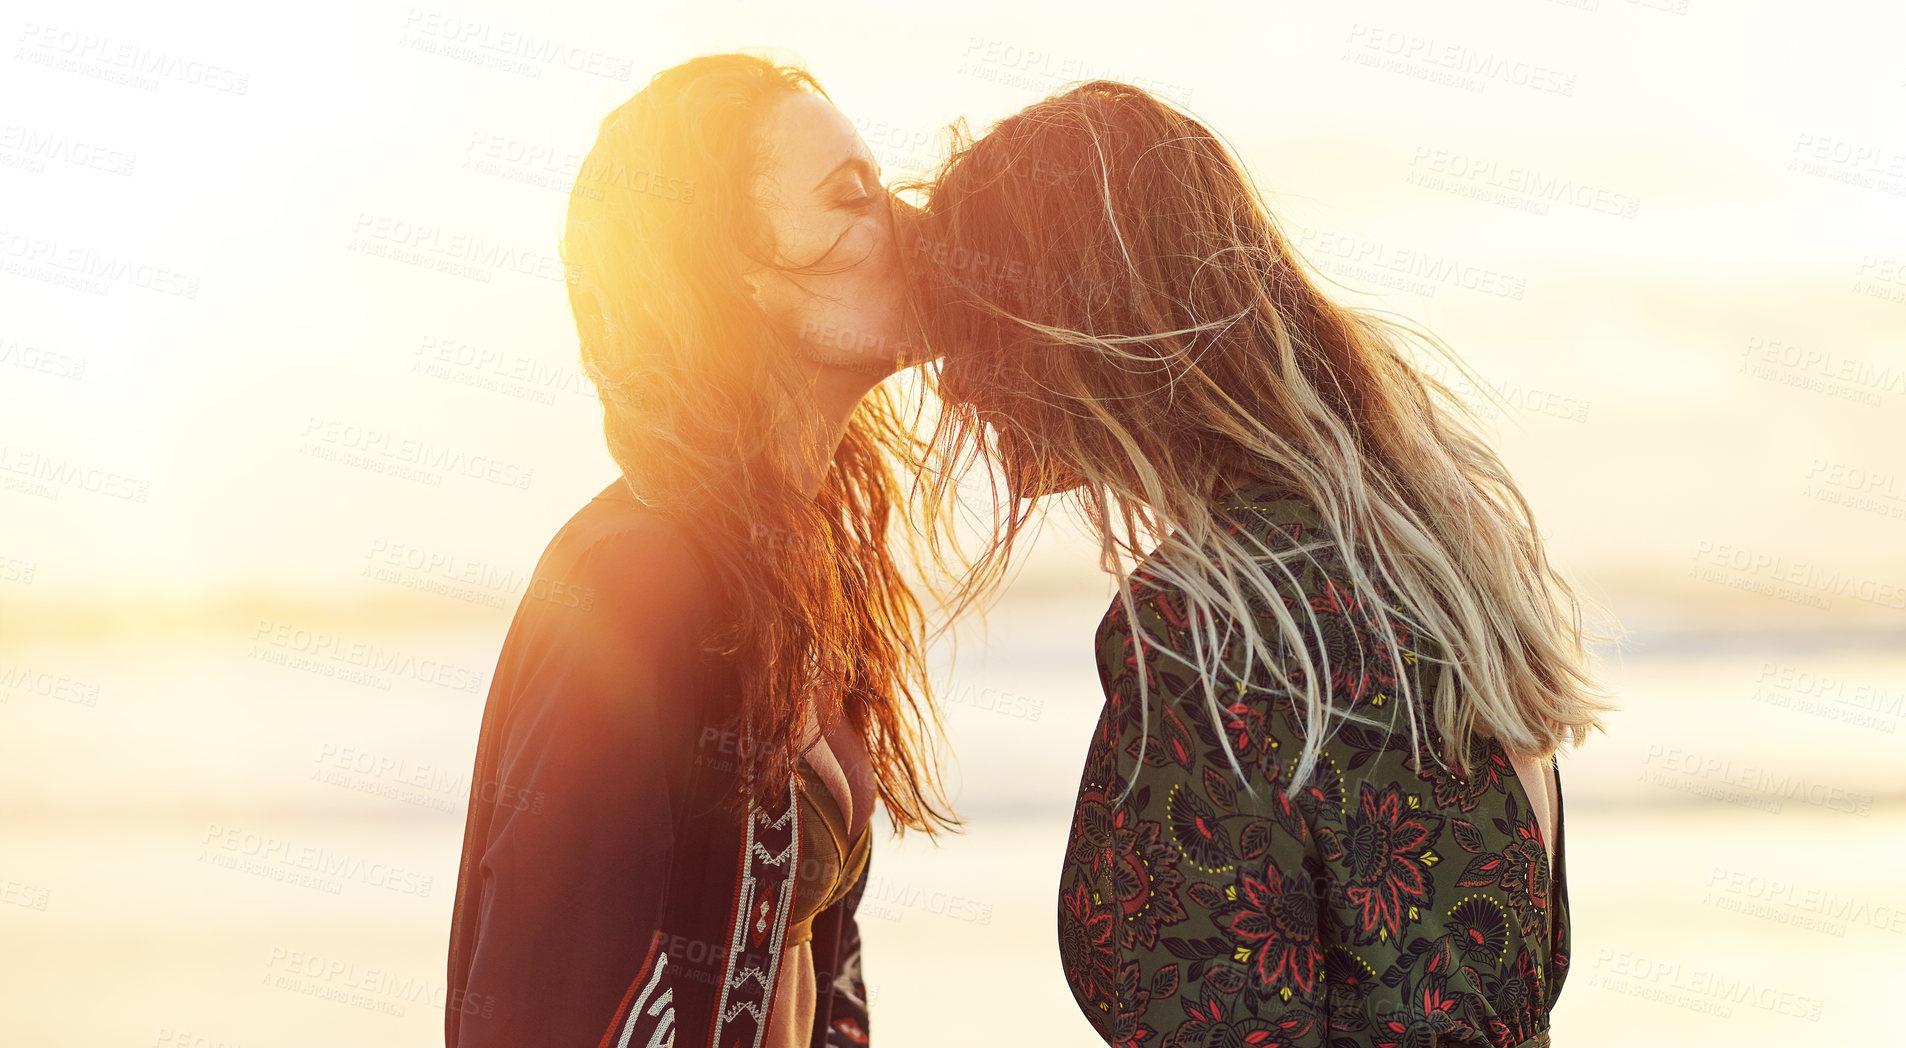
3;0;1904;1044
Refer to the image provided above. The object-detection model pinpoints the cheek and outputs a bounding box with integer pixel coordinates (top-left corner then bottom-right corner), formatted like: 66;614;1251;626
765;202;835;267
781;221;901;314
757;198;916;368
837;219;902;287
778;207;889;274
815;224;910;349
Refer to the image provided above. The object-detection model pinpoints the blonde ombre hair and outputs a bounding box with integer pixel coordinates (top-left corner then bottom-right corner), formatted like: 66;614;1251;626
909;81;1620;798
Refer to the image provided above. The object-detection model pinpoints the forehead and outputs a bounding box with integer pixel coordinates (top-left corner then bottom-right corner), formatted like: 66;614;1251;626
757;91;871;187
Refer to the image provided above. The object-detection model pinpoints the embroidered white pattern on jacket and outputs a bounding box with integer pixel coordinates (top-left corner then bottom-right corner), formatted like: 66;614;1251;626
712;778;800;1048
616;948;675;1048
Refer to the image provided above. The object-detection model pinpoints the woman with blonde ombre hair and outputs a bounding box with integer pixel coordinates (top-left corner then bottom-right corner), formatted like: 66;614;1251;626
445;53;958;1048
909;81;1620;1047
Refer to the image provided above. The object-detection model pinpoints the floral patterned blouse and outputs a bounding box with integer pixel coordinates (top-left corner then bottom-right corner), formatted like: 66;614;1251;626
1058;486;1569;1048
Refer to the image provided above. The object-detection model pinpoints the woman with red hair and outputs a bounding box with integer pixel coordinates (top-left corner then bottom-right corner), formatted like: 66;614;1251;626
445;53;957;1048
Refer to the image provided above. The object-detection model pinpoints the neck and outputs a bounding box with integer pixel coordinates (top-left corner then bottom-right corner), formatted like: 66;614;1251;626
779;360;886;499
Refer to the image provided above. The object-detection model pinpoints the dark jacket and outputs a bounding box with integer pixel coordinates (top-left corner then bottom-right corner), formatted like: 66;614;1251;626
445;478;872;1048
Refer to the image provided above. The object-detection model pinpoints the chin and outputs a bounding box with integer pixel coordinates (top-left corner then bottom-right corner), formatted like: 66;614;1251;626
788;297;914;378
826;347;903;379
793;331;903;378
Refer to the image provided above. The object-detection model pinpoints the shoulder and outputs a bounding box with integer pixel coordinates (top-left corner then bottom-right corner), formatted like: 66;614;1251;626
1211;482;1340;562
490;480;727;748
523;477;721;632
490;478;730;718
1096;483;1340;644
1093;483;1410;699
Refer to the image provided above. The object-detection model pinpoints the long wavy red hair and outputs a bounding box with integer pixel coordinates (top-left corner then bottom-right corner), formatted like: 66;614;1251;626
561;53;956;832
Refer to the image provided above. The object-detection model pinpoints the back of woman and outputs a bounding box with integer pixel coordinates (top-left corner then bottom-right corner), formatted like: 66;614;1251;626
909;81;1619;1047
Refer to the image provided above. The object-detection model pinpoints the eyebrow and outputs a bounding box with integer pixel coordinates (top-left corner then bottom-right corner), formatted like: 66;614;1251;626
813;155;880;193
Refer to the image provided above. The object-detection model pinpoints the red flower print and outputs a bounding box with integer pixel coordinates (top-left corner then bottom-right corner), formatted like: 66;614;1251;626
1112;815;1189;949
1215;854;1322;995
1060;880;1119;1016
1307;578;1407;705
1415;736;1511;814
1342;782;1444;942
1167;784;1233;871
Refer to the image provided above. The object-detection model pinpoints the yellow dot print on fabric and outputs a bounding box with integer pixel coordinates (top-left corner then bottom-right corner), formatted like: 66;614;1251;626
1448;893;1512;964
1167;781;1235;875
1326;943;1378;980
1320;751;1346;818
